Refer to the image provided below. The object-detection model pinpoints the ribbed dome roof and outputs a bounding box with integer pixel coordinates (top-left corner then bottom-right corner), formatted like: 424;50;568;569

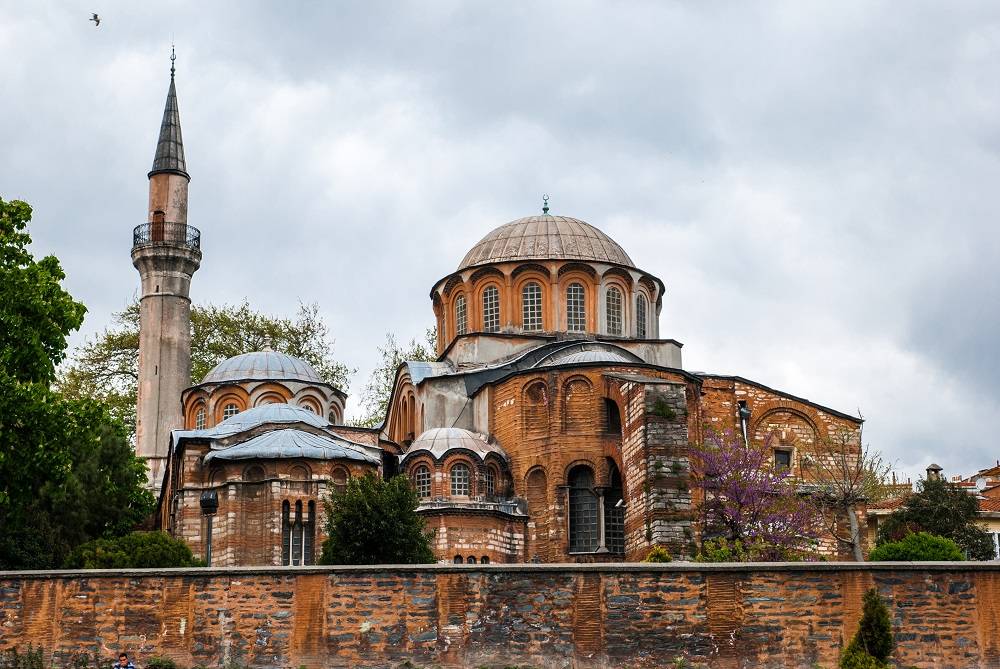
202;351;323;385
458;215;634;270
210;403;330;434
401;427;507;463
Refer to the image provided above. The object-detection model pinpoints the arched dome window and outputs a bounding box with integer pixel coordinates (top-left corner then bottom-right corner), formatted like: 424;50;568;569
606;286;623;336
450;463;470;497
568;465;599;553
455;294;468;335
566;283;586;332
521;281;543;331
414;465;431;499
195;407;206;430
636;293;648;339
223;403;240;420
482;285;500;333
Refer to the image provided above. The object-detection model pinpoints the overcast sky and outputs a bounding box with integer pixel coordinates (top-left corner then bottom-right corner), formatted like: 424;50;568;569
3;1;999;481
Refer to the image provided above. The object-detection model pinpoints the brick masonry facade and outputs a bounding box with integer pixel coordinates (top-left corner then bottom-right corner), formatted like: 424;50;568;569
2;564;999;669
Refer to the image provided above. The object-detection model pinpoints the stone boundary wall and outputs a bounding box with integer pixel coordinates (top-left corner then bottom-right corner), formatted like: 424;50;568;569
2;563;999;669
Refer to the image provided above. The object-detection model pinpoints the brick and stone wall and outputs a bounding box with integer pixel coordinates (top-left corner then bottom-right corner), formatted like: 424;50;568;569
3;563;1000;669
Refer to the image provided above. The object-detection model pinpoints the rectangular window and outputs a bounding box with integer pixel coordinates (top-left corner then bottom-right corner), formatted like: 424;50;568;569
455;295;467;335
637;294;647;339
606;287;623;336
774;449;792;470
522;282;543;331
567;283;586;332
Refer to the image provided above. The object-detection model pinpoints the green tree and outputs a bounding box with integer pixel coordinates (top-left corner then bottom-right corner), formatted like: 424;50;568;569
58;299;354;435
0;198;155;569
869;531;965;561
64;531;202;568
319;473;435;564
354;329;437;427
840;587;893;669
876;476;994;560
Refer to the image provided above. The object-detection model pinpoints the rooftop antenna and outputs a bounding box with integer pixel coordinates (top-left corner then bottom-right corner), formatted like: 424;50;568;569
542;193;549;214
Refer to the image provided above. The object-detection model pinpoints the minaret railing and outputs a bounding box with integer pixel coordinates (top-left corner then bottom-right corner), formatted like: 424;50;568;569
132;222;201;251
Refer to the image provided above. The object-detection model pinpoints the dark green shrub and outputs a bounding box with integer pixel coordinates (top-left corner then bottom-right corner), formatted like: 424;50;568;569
840;587;893;669
145;658;181;669
0;646;43;669
64;531;204;569
869;532;965;561
642;546;673;562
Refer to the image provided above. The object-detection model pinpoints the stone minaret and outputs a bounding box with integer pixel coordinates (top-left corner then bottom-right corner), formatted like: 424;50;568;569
132;51;201;490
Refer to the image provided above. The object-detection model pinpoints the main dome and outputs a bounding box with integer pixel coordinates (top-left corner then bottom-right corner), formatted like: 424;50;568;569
201;351;324;385
458;215;635;271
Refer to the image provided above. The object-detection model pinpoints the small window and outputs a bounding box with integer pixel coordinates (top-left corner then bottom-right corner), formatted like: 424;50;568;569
455;294;468;335
222;403;240;420
414;465;431;499
568;465;599;553
300;403;316;413
606;286;623;336
484;466;496;497
482;285;500;333
195;407;206;429
605;398;622;434
636;294;648;339
450;463;470;497
244;465;265;482
480;555;490;564
454;555;464;564
774;449;792;470
332;467;349;494
567;283;586;332
522;282;543;331
466;556;477;564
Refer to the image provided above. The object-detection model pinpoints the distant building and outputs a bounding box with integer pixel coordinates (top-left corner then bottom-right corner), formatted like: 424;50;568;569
141;59;864;566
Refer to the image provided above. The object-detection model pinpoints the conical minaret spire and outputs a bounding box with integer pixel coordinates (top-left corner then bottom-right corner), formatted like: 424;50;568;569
149;47;188;179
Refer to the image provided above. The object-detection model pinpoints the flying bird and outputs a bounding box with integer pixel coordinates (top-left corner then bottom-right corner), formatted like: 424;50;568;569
90;13;100;27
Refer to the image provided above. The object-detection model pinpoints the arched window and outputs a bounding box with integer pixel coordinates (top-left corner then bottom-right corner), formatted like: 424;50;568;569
484;466;496;497
636;293;648;339
482;285;500;332
299;403;316;413
291;501;304;565
606;286;623;336
195;407;206;430
522;282;543;331
604;460;625;554
480;555;490;564
332;467;349;494
566;283;586;332
222;403;240;420
466;556;477;564
282;500;314;566
281;500;291;566
450;463;470;496
568;466;599;553
244;465;265;482
454;555;464;564
455;294;468;335
605;398;622;435
522;381;549;438
414;465;431;499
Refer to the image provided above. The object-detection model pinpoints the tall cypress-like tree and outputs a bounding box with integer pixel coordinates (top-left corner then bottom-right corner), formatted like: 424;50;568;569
320;473;435;564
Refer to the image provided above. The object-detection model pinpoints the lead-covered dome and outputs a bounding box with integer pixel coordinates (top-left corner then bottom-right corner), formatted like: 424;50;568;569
202;351;323;385
401;427;507;463
458;215;634;271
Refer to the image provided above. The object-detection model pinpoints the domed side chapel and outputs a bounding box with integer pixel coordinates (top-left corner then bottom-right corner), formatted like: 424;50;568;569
143;62;863;566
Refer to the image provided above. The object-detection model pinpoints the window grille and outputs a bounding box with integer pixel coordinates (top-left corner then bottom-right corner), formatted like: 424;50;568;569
606;286;623;336
567;283;586;332
455;294;468;335
568;466;599;552
414;466;431;499
484;467;496;496
636;294;648;338
450;463;470;496
222;403;240;419
522;282;543;331
482;285;500;332
195;408;206;429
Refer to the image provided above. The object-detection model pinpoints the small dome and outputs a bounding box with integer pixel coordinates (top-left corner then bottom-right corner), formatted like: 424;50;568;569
401;427;506;463
542;349;637;366
202;351;323;385
458;215;635;271
210;403;329;434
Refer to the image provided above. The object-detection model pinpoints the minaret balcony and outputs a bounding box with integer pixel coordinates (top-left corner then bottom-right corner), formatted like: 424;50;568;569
132;222;201;252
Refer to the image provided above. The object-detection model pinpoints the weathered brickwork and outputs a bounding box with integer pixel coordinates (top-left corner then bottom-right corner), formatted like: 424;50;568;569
2;565;999;669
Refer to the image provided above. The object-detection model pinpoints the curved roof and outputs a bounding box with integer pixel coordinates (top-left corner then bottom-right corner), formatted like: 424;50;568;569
401;427;507;463
540;349;637;367
196;403;329;439
202;351;324;385
458;215;634;271
203;428;379;465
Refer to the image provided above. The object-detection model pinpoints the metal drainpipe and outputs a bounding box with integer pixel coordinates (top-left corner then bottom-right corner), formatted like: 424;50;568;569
738;401;752;448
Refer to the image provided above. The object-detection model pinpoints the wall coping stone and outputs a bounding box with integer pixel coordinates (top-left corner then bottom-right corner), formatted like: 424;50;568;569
3;561;1000;579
